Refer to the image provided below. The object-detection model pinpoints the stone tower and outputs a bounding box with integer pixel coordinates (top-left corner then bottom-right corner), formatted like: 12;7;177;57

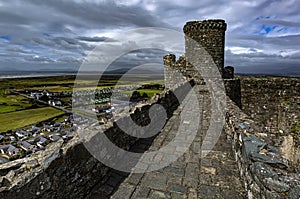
163;54;176;89
183;19;227;78
163;54;188;89
163;19;241;107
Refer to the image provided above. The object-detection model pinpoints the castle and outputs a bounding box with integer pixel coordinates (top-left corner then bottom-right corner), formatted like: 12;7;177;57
0;19;299;199
164;19;242;108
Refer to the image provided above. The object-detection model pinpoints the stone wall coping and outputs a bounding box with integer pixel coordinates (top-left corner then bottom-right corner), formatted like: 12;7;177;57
183;19;227;33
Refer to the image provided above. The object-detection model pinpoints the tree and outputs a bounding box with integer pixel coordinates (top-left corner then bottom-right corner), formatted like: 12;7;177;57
39;94;49;102
142;92;148;98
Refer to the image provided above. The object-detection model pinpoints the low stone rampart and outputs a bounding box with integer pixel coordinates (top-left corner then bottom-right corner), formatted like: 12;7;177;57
225;98;300;199
0;82;193;199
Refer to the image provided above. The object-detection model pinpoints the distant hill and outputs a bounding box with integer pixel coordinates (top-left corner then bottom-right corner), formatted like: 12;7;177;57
235;65;300;78
236;72;300;78
104;67;163;75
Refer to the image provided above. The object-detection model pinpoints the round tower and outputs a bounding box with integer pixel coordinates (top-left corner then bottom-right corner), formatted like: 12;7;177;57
183;19;227;77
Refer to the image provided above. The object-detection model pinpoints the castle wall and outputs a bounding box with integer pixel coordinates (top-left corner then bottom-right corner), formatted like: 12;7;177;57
224;97;300;199
240;77;300;134
0;82;191;199
224;79;242;108
164;19;242;108
2;19;298;199
163;54;182;89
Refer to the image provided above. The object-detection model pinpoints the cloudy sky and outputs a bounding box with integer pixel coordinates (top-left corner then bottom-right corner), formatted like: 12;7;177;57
0;0;299;74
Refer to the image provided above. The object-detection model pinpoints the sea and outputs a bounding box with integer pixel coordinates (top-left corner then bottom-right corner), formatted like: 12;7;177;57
0;71;77;79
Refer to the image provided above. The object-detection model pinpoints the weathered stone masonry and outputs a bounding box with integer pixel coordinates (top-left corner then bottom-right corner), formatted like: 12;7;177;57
225;98;300;199
1;19;299;199
164;19;300;198
164;19;242;108
0;82;192;199
183;20;227;77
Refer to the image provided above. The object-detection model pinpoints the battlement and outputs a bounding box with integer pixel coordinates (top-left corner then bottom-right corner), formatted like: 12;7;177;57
183;19;227;33
163;54;176;65
164;19;241;106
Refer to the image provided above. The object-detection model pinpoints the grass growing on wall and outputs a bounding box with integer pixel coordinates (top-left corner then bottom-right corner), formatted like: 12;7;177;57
122;89;163;98
136;89;163;98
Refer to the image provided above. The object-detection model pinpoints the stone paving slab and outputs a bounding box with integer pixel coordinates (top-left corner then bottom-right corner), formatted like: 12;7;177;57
110;89;246;199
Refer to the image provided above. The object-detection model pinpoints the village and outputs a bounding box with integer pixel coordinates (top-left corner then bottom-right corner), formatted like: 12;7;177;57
27;85;147;107
0;87;112;163
0;114;80;163
0;84;163;164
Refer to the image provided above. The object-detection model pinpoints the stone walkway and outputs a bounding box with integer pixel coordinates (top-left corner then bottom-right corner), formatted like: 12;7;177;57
109;87;246;199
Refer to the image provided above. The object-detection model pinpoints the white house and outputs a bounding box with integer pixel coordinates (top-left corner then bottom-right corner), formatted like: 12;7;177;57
37;137;49;148
7;145;20;156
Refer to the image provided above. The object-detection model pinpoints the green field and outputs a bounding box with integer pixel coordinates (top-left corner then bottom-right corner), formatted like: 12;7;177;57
0;75;164;94
0;75;164;132
0;76;76;90
0;75;120;91
0;107;64;132
0;92;34;114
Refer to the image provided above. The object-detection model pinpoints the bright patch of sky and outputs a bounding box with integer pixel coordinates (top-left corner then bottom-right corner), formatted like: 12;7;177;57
225;47;263;55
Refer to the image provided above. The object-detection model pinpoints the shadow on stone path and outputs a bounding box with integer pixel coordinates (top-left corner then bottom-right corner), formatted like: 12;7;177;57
88;87;246;199
111;88;245;199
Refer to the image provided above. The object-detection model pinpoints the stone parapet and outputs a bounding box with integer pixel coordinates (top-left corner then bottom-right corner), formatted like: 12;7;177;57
0;82;192;199
225;98;300;199
224;79;242;108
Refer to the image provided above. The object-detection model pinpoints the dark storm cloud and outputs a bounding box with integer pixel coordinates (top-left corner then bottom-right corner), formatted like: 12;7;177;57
77;36;115;42
227;34;300;50
0;11;30;25
0;0;169;71
0;0;167;34
0;0;299;74
226;49;300;74
104;48;166;73
6;46;33;54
